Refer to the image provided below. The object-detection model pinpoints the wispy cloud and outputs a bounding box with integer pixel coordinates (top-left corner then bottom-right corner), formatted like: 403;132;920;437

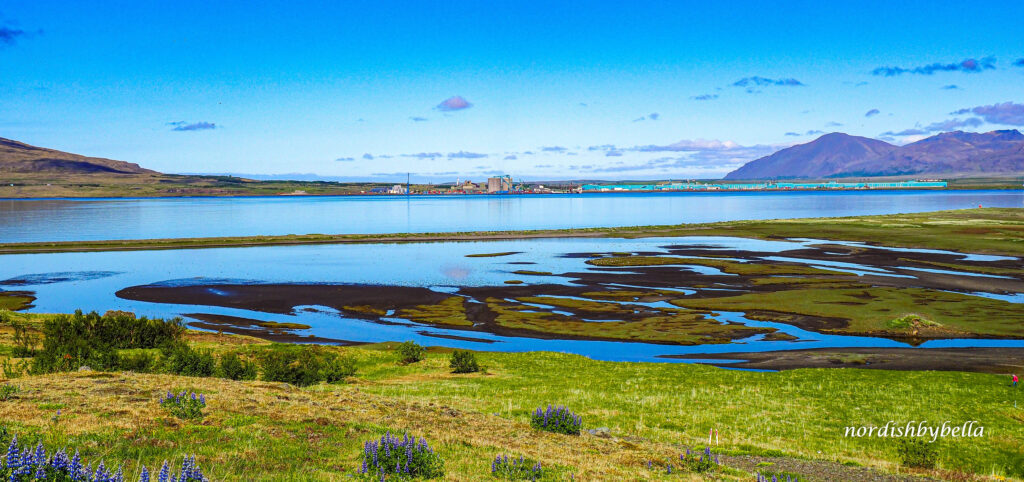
880;117;983;137
588;144;777;173
335;157;355;162
632;113;660;122
635;139;739;152
871;57;996;76
879;128;928;137
731;76;804;87
783;130;825;137
0;27;27;46
540;146;568;152
503;155;517;160
605;151;623;157
168;121;217;131
447;151;488;159
865;109;880;117
362;153;374;160
401;152;443;160
0;20;40;48
691;94;719;101
952;102;1024;126
942;84;960;90
1013;58;1024;67
825;121;843;127
409;116;428;122
436;95;472;112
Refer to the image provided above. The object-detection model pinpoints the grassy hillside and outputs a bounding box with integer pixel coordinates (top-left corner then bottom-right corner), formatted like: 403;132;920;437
0;172;430;198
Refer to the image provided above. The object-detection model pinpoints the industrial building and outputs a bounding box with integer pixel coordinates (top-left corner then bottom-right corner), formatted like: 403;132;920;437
580;180;947;192
487;175;514;193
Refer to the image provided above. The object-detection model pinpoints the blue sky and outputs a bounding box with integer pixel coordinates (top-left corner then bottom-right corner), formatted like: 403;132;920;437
2;1;1023;181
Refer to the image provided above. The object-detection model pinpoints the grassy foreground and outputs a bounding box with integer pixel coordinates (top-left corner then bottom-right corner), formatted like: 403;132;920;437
1;208;1021;256
2;312;1022;481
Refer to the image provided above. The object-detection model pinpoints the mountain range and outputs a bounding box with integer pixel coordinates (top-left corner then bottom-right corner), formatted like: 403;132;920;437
725;129;1024;180
4;130;1024;182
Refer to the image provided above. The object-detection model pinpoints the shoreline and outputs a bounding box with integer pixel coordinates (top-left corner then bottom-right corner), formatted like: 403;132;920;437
1;207;1022;256
0;185;1019;201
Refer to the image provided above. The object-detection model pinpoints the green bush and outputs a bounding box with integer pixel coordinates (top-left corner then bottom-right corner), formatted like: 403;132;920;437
896;439;937;468
396;340;426;364
29;310;185;374
11;321;38;358
449;350;479;373
163;343;216;377
219;352;258;380
321;354;357;383
260;346;356;386
118;351;157;372
0;384;19;401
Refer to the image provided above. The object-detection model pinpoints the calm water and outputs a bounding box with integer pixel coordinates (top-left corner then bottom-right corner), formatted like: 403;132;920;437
1;190;1021;242
2;237;1022;362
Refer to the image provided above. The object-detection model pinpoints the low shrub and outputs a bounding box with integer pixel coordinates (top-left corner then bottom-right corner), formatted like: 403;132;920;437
321;354;357;383
163;344;216;377
10;321;38;358
396;341;426;364
119;351;157;373
219;352;257;381
260;346;356;387
491;455;543;480
0;384;18;401
30;310;185;374
530;405;581;435
1;435;207;481
896;439;937;469
449;350;479;373
357;432;444;479
159;391;207;420
1;359;27;379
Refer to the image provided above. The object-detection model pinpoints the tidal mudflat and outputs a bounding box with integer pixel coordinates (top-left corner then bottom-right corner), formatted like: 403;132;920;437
4;218;1022;364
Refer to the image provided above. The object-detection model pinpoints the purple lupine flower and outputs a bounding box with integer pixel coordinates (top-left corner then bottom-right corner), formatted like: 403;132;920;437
139;465;150;482
158;461;170;482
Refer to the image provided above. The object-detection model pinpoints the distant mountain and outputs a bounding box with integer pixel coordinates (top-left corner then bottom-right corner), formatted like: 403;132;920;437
0;137;156;175
841;130;1024;177
725;130;1024;179
724;133;897;180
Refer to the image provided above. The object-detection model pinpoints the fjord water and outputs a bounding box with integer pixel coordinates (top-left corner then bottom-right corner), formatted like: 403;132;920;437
2;237;1023;362
1;189;1022;242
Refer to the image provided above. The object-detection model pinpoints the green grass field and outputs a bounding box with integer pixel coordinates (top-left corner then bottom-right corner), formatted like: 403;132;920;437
2;312;1022;481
